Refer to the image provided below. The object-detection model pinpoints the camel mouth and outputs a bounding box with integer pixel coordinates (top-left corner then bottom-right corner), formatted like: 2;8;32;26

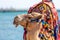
13;19;18;27
13;22;18;27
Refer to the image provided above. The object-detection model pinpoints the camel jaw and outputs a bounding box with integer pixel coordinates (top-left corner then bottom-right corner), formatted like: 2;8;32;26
13;20;19;27
13;15;21;27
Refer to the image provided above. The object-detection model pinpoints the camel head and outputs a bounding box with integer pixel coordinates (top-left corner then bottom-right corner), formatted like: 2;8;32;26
13;12;43;28
13;14;25;27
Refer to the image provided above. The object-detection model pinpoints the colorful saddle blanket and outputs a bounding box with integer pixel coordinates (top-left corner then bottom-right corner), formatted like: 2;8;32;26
23;1;59;40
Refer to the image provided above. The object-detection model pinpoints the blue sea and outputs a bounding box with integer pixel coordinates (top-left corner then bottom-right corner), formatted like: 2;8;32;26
0;11;60;40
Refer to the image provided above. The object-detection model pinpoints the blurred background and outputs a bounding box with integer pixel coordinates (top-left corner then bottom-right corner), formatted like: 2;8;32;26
0;0;60;40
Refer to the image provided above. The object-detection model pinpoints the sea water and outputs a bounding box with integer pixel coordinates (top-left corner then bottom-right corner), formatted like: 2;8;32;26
0;11;60;40
0;11;27;40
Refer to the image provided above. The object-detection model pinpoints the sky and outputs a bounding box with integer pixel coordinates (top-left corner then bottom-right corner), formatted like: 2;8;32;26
0;0;60;10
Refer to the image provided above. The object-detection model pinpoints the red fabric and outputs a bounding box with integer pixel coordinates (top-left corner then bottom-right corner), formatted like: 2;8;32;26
43;0;52;2
43;0;48;2
23;28;27;40
57;34;60;40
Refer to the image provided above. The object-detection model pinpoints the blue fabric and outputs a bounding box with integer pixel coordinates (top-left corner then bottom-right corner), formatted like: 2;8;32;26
38;34;44;38
41;20;45;25
54;25;58;40
41;20;48;25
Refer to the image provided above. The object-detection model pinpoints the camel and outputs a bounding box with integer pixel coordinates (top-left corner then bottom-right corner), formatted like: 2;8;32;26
13;12;55;40
13;12;43;40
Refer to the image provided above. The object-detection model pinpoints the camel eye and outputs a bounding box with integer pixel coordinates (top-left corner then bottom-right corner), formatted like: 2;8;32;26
28;17;31;19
